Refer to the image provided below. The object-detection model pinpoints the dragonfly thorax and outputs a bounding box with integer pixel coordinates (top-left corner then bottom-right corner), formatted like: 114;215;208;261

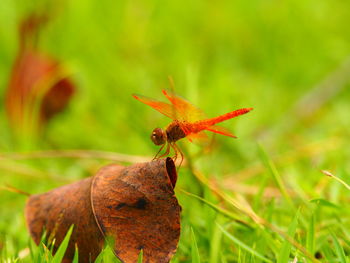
166;121;186;143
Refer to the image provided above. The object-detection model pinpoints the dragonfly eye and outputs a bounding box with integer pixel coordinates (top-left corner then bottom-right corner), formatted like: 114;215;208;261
151;128;166;145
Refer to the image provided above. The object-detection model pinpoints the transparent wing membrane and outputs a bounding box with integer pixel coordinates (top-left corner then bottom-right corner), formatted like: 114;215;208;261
162;90;206;122
132;94;176;120
186;131;209;143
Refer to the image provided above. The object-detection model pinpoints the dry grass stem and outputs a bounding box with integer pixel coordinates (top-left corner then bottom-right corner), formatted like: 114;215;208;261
322;170;350;191
0;150;151;163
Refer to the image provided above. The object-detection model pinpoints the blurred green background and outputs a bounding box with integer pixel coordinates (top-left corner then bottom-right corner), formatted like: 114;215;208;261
1;0;350;262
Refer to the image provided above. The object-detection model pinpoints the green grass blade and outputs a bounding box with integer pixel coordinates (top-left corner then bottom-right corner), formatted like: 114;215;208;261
72;244;79;263
217;223;273;263
306;213;315;260
258;144;293;207
94;242;122;263
309;198;339;209
181;189;251;227
94;250;103;263
43;243;54;261
331;232;346;263
28;238;35;261
209;221;222;263
137;249;143;263
52;225;74;263
277;210;299;263
191;227;201;263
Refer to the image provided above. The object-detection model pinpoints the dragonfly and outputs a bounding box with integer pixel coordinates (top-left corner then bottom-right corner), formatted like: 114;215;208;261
133;90;253;163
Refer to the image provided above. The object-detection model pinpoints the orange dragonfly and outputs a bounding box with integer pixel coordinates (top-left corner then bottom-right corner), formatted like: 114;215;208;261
133;90;253;162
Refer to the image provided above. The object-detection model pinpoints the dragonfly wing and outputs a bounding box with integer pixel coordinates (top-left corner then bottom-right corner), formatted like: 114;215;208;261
132;94;177;119
186;131;209;143
162;89;206;122
205;125;237;138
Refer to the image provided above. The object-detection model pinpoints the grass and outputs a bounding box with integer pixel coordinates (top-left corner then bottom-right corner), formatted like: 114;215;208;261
1;0;350;262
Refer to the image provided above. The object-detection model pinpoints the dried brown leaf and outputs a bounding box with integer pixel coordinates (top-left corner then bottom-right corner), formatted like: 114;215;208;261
25;158;181;263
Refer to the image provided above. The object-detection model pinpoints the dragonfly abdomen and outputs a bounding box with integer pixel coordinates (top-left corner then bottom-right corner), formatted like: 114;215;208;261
199;108;253;127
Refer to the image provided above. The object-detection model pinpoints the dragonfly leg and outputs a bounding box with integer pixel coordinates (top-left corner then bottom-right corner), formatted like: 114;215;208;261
157;143;171;159
178;146;184;168
171;143;178;162
153;143;166;160
172;143;184;168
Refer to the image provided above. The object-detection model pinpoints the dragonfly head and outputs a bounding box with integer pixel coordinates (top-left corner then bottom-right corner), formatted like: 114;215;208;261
151;128;166;145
